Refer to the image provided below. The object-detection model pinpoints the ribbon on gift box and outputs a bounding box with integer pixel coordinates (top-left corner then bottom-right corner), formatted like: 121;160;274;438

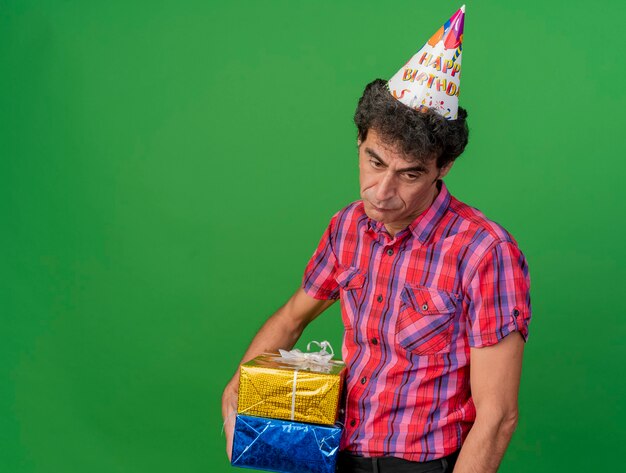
276;340;335;420
278;340;335;367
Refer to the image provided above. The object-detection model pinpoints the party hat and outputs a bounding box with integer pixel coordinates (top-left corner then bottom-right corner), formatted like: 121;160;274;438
387;5;465;119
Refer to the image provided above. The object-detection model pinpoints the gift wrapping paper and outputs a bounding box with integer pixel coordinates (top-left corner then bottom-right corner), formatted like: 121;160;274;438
237;353;346;425
231;414;341;473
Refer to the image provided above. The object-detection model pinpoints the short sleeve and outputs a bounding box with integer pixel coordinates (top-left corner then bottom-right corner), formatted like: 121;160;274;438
465;241;531;348
302;214;340;300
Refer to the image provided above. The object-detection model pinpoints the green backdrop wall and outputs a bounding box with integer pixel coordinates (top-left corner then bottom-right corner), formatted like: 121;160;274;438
2;0;625;471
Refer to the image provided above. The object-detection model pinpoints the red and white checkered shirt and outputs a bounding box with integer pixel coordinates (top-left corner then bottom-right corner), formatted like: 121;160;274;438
302;181;531;461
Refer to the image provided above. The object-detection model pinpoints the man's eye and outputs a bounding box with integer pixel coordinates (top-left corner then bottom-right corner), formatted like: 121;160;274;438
370;160;383;168
404;173;420;180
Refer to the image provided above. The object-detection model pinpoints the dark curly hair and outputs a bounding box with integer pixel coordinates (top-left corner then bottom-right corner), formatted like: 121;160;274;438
354;79;469;168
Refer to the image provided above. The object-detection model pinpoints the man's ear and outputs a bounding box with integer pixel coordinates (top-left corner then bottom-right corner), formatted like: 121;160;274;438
438;161;454;179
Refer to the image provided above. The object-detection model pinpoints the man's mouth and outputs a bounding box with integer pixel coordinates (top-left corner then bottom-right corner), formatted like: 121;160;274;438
370;202;393;212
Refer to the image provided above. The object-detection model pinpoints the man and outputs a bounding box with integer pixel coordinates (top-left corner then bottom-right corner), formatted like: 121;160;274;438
223;6;531;472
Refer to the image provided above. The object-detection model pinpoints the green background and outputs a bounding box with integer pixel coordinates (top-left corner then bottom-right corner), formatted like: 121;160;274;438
2;0;625;471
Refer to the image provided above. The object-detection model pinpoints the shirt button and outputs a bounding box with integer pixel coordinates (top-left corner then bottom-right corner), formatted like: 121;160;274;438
386;248;394;256
377;295;383;302
513;309;520;317
360;376;367;384
350;419;356;427
371;337;378;345
421;303;429;311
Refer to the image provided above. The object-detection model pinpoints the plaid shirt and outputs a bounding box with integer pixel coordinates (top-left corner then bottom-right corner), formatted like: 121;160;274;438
302;181;531;461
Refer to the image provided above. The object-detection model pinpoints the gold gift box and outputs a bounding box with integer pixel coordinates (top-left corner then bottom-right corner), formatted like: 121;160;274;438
237;353;346;426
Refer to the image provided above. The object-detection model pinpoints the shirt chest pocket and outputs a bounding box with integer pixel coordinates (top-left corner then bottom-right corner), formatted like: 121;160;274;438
335;265;366;330
396;285;460;356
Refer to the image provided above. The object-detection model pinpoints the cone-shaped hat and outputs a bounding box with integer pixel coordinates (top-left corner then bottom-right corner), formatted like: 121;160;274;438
387;5;465;119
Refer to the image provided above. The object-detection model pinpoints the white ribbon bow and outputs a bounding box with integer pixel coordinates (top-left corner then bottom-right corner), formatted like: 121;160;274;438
276;340;335;421
278;340;335;367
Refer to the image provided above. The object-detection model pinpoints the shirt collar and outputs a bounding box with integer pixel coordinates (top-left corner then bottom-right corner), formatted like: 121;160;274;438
365;180;451;244
408;180;451;243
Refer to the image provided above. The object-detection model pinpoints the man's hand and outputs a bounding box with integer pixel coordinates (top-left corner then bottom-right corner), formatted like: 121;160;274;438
222;376;239;461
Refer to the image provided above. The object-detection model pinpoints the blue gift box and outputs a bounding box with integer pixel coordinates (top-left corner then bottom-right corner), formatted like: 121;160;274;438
231;414;342;473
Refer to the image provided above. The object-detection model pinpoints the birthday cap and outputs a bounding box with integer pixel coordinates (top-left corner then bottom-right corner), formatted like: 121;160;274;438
387;5;465;120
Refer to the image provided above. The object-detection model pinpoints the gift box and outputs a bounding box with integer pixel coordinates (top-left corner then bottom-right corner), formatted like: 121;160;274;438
237;348;346;425
231;414;341;473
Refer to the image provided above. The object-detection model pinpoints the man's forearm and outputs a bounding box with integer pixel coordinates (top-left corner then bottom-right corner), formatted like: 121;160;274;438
221;289;334;460
452;413;518;473
225;290;334;383
222;307;300;416
221;307;303;454
225;304;308;386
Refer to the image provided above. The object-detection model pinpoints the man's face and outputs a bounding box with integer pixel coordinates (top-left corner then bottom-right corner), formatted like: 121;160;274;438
358;128;453;235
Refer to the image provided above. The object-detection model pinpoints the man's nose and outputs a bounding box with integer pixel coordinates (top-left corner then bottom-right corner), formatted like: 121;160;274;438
374;172;396;202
